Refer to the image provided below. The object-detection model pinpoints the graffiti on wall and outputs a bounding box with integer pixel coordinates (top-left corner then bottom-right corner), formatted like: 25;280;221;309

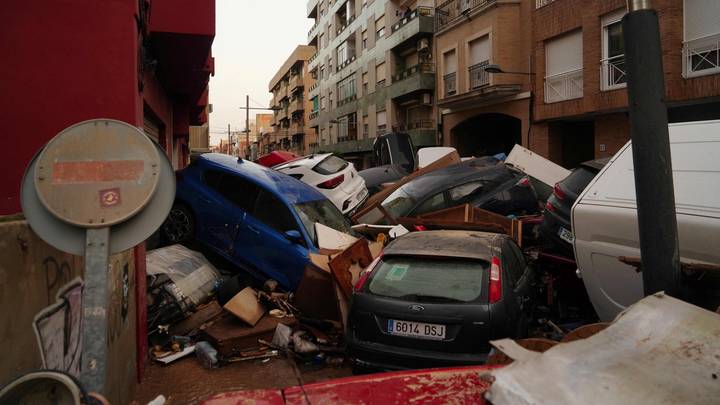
33;277;84;377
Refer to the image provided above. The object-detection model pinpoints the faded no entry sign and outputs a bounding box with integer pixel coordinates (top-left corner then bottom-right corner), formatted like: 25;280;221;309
34;120;161;227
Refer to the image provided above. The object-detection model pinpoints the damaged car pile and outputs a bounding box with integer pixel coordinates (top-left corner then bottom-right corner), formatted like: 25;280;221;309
149;122;720;386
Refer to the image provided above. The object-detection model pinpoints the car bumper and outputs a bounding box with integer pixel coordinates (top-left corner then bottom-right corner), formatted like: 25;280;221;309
347;336;489;372
540;210;573;253
340;186;369;215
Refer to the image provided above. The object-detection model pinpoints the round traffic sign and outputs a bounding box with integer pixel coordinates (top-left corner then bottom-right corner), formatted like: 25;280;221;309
34;119;160;227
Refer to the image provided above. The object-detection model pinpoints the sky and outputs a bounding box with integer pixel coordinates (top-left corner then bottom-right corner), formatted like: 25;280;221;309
208;0;313;145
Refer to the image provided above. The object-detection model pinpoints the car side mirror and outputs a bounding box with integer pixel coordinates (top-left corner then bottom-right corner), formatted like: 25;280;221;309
284;230;304;244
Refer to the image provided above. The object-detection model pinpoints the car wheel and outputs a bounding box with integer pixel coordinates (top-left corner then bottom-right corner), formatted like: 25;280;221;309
162;204;195;244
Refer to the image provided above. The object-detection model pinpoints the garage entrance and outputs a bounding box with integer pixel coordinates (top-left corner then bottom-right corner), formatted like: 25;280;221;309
451;113;522;157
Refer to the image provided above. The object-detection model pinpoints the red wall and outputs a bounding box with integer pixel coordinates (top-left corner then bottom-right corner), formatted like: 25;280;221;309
0;0;141;215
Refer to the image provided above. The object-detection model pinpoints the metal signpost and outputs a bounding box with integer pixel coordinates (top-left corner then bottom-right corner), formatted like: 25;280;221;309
20;119;175;394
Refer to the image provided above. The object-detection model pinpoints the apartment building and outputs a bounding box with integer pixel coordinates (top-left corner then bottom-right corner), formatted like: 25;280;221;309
435;0;534;158
306;0;438;168
531;0;720;168
268;45;317;155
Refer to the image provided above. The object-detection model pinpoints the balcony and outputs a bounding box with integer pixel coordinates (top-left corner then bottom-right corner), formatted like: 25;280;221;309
337;54;357;72
289;123;305;135
682;33;720;78
337;94;357;107
600;55;627;91
436;0;496;33
535;0;556;9
389;8;434;52
469;60;490;90
443;72;457;98
289;74;303;91
392;7;433;34
407;120;435;130
289;98;304;113
276;107;289;121
388;63;436;99
336;15;356;37
544;68;583;103
308;21;321;42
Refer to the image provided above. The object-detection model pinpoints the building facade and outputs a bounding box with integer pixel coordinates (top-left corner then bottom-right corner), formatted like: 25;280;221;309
305;0;438;168
435;0;534;158
531;0;720;167
268;45;317;155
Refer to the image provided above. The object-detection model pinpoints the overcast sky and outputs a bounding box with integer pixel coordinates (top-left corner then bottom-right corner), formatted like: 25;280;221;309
208;0;313;144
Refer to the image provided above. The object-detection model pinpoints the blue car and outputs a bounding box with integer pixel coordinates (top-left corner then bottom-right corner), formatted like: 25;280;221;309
162;153;354;290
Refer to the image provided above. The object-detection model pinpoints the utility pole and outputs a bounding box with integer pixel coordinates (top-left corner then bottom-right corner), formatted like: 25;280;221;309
245;94;250;159
623;0;682;297
227;123;231;156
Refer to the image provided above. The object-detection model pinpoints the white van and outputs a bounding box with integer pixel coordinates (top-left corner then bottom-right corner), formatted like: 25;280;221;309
572;120;720;321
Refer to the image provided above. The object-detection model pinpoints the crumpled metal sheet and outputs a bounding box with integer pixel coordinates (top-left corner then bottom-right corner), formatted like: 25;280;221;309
487;293;720;405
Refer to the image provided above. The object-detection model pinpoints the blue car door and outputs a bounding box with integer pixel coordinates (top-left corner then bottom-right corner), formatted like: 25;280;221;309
193;169;244;253
237;189;309;290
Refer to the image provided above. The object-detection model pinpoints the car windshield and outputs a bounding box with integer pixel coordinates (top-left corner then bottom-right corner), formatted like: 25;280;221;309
368;256;487;303
294;199;353;245
313;155;348;175
381;187;417;218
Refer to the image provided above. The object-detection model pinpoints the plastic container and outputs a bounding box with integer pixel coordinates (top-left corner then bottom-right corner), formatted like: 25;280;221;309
195;341;218;369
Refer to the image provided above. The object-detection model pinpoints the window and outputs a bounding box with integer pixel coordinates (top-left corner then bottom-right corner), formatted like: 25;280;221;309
443;49;457;97
320;33;325;49
367;257;487;303
376;15;385;39
362;71;369;94
683;0;720;77
337;73;357;101
320;96;326;110
601;9;627;90
415;192;446;215
217;173;260;213
202;169;223;189
337;41;349;66
312;96;319;112
376;62;386;86
320;65;326;79
362;29;368;49
469;35;490;89
448;181;486;203
313;155;348;175
376;110;387;135
544;29;583;103
294;200;353;245
253;190;298;235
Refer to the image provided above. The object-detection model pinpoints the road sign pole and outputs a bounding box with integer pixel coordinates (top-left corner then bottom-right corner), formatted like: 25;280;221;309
80;227;110;394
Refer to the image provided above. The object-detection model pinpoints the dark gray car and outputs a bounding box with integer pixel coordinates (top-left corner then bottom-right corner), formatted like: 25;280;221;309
347;230;536;372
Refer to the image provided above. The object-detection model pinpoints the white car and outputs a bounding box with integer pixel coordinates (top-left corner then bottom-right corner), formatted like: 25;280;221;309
274;154;369;214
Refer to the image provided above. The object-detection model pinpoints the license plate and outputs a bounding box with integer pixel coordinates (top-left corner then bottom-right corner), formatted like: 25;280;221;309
357;188;368;202
558;226;574;243
387;319;446;340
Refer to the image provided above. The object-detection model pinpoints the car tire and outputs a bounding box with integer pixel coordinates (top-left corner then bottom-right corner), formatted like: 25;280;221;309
162;203;195;244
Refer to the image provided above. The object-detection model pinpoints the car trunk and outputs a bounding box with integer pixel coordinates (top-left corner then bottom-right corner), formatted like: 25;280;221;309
351;294;492;355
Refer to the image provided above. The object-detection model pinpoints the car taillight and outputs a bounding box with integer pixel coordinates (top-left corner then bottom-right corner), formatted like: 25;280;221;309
489;256;502;304
354;254;382;292
553;183;566;200
317;174;344;189
545;201;556;212
516;177;531;187
414;225;427;231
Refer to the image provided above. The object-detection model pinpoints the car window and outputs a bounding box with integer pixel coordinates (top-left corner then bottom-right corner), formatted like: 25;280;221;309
448;181;486;202
216;173;260;212
313;155;348;175
253;190;299;235
367;256;487;303
414;192;446;215
501;241;522;288
381;187;417;218
294;199;354;245
202;169;224;189
379;139;392;166
561;167;597;194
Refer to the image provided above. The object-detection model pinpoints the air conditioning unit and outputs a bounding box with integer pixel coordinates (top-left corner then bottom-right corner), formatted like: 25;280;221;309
417;38;430;52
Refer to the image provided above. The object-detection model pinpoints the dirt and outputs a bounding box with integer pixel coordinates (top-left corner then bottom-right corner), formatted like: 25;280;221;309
132;355;352;405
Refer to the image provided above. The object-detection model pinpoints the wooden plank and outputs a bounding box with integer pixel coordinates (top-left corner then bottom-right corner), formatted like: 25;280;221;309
329;239;373;300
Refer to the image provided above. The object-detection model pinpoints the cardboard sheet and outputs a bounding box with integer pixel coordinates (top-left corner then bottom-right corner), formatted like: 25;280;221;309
223;287;266;327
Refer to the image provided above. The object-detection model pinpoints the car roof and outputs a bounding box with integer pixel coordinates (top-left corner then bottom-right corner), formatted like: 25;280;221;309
196;153;327;204
274;153;333;170
579;157;610;172
395;157;508;199
383;230;502;261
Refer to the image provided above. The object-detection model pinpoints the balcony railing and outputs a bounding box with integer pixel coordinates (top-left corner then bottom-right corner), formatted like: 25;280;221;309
535;0;556;9
443;72;457;97
289;74;303;91
391;7;434;34
337;54;357;72
289;123;305;135
600;54;627;91
392;62;435;82
683;33;720;78
337;94;357;107
289;98;304;113
436;0;496;32
336;15;356;36
544;68;583;103
469;60;490;89
309;110;319;120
